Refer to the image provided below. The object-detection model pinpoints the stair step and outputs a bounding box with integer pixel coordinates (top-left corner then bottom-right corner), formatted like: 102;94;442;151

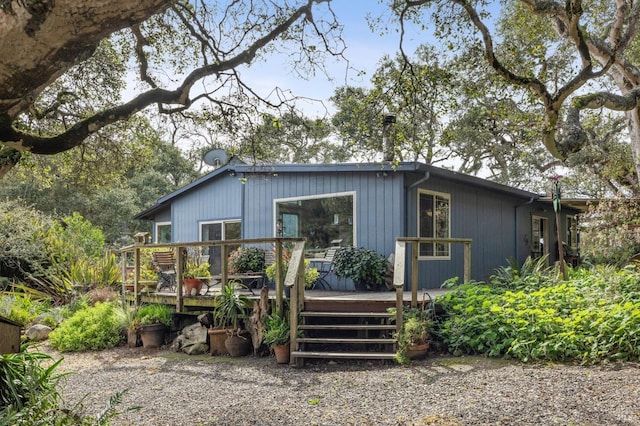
299;324;396;331
301;311;394;318
291;351;396;360
297;337;396;344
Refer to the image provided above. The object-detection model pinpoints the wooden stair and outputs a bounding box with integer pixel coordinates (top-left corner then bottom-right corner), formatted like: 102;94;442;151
291;310;398;364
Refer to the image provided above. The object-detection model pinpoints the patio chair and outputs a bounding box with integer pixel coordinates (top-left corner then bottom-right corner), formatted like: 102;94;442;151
312;246;339;290
152;251;176;292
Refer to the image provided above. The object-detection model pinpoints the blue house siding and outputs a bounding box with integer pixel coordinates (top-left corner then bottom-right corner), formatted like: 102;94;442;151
171;174;243;242
241;170;405;291
135;161;581;291
406;173;525;288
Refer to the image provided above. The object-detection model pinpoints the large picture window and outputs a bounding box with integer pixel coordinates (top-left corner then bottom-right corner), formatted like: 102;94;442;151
418;190;450;258
275;192;355;251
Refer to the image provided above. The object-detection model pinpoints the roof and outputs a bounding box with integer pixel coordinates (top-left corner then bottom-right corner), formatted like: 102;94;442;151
0;315;23;327
134;161;542;220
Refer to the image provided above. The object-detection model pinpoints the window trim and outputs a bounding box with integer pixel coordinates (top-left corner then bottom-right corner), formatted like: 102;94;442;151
198;219;242;241
417;189;451;260
273;191;357;247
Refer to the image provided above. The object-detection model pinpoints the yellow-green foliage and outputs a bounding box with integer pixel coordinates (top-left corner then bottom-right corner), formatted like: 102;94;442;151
0;293;50;326
438;266;640;364
49;302;123;352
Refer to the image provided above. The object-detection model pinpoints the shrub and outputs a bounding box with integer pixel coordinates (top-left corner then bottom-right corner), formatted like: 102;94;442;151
0;346;139;425
49;302;124;352
332;247;388;289
135;304;173;326
437;266;640;364
228;247;266;274
265;259;319;289
0;293;50;326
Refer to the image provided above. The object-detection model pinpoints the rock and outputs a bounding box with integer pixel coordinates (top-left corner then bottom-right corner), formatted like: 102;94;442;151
172;323;208;354
183;342;208;355
25;324;53;341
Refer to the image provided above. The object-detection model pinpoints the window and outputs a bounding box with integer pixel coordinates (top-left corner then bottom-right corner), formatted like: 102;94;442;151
418;190;450;258
275;192;355;250
200;220;241;274
156;222;171;243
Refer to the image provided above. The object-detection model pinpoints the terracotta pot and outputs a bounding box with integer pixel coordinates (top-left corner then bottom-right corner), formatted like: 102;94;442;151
183;278;203;296
273;344;290;364
406;342;429;360
224;333;251;357
139;324;166;348
127;328;139;348
208;328;230;355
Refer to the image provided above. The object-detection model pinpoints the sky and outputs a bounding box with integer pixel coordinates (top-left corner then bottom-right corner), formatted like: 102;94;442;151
238;1;431;117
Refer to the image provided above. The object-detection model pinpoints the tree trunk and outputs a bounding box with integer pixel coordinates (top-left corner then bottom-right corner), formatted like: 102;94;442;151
0;0;171;118
245;285;270;356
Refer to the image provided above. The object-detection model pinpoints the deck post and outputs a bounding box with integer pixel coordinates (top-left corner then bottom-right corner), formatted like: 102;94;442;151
275;239;283;315
120;251;127;301
133;247;141;307
411;242;419;308
393;241;406;345
286;241;305;366
221;244;228;285
176;246;184;312
463;241;471;283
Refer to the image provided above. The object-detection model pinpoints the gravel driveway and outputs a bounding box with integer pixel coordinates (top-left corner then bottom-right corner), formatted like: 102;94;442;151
39;343;640;425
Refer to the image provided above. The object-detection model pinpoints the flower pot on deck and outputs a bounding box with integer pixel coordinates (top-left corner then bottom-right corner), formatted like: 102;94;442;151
183;278;204;296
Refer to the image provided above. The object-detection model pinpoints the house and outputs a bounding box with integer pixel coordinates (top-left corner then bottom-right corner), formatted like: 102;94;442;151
134;161;582;289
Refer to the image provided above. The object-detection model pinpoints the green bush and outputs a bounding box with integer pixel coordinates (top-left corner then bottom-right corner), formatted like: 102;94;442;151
49;302;124;352
0;293;50;326
135;304;173;326
437;266;640;364
332;247;388;289
0;346;138;425
228;247;266;274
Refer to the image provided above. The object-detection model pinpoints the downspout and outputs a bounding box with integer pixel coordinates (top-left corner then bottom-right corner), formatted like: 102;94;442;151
403;171;431;291
514;197;536;263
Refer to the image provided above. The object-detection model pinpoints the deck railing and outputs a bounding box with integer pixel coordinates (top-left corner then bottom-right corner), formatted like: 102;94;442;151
393;237;472;312
119;237;305;313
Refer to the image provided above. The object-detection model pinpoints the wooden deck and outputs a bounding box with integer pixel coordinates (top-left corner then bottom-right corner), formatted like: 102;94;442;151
124;288;449;312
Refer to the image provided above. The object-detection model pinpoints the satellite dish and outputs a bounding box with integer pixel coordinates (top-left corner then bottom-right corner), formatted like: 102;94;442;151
203;149;229;169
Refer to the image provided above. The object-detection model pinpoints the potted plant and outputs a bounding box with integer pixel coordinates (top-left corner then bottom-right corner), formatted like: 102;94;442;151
212;282;253;356
332;246;389;290
263;312;292;364
265;258;319;289
182;259;211;296
114;302;138;347
392;307;432;364
228;247;266;274
135;304;173;348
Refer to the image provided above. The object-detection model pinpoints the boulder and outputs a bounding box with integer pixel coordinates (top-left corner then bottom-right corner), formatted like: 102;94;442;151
172;323;208;355
25;324;52;341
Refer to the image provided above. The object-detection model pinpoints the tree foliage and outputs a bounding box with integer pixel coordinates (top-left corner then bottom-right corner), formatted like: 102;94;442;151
393;0;640;195
0;0;346;177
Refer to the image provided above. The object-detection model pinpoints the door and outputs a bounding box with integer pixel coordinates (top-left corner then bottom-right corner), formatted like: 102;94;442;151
201;221;241;275
531;215;549;261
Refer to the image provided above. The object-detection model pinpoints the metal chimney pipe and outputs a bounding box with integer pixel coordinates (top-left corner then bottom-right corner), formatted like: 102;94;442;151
382;114;396;161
